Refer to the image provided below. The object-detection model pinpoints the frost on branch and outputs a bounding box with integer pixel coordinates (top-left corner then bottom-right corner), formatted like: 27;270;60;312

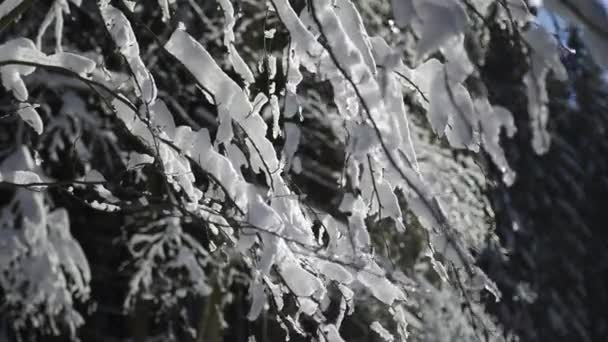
0;146;90;337
0;37;95;135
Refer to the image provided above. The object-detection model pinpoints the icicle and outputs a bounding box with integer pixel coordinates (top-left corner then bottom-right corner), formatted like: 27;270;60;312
100;4;157;104
217;0;255;87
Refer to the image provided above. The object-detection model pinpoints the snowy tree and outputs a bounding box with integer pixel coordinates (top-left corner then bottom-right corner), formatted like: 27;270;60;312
0;0;606;341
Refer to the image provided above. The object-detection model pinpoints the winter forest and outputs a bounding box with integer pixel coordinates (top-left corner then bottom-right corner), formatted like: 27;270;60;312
0;0;607;341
